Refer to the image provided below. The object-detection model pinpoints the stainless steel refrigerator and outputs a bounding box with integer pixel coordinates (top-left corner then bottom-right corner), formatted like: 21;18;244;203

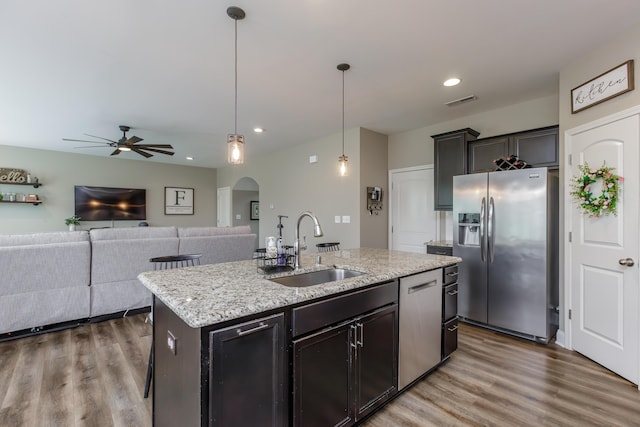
453;167;558;343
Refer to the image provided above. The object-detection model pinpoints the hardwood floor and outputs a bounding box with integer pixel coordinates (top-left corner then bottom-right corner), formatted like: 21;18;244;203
0;316;638;426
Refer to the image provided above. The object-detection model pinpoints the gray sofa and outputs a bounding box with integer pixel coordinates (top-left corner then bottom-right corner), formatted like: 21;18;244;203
0;226;256;335
0;231;91;334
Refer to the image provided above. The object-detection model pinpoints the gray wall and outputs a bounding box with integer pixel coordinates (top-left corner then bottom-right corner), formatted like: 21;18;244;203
217;128;361;251
232;189;259;238
0;145;217;234
557;22;640;336
359;128;389;248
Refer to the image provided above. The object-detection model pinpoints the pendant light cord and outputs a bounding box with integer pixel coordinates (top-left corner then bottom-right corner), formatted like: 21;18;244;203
234;17;238;135
341;69;345;156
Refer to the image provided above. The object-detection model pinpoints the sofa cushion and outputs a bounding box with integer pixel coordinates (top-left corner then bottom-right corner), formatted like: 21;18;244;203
89;226;177;241
177;225;251;238
178;234;256;265
0;230;89;246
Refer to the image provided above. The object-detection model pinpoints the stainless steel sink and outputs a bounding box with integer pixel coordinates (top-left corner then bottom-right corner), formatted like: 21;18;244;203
269;267;366;287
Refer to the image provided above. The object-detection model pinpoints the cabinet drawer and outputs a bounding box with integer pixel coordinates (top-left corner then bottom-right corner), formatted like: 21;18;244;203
442;318;458;359
292;280;398;337
427;245;452;256
443;264;458;285
443;283;458;322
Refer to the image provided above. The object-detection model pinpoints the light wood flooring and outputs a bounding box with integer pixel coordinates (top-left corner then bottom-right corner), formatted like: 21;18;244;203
0;315;638;426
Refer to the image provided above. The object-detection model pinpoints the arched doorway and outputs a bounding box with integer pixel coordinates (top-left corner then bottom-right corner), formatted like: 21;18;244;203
232;177;259;243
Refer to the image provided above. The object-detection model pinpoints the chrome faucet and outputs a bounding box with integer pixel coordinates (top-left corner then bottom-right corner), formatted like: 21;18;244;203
294;211;323;269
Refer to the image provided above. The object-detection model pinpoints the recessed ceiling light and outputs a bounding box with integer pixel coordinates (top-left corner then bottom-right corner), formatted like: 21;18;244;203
443;78;461;87
253;127;264;133
186;156;194;160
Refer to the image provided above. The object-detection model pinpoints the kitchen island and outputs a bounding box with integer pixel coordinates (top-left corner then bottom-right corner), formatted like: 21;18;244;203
138;248;461;427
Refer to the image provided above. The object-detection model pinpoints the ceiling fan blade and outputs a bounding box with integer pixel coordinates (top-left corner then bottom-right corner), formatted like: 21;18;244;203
63;138;110;145
137;147;175;156
84;133;118;144
131;147;153;158
75;145;109;149
110;148;121;156
126;136;143;144
135;144;174;149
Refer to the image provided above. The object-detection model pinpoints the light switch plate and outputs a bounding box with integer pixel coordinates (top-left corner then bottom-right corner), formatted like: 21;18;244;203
309;155;318;163
235;214;241;220
342;215;351;223
335;216;341;223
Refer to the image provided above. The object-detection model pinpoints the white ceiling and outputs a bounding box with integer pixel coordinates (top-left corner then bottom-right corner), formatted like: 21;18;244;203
2;0;640;168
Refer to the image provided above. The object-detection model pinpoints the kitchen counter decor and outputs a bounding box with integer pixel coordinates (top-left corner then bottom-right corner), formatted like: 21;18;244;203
571;162;622;217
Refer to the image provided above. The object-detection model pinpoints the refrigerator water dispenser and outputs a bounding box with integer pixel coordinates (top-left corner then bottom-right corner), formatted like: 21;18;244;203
458;213;480;246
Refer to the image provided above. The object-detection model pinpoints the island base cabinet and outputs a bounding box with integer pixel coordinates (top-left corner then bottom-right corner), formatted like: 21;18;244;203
292;304;398;427
209;313;286;427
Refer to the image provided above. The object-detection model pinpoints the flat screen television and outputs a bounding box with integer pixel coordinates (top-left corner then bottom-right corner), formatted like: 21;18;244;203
74;186;146;221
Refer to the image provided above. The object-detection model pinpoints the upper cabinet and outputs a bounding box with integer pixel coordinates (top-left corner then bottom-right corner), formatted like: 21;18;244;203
467;126;559;174
433;128;480;211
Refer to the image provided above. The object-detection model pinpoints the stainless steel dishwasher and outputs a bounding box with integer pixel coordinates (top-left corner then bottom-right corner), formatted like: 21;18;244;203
398;269;442;390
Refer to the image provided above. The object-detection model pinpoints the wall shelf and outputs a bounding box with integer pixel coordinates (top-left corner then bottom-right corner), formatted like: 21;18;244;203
0;181;42;188
0;200;42;206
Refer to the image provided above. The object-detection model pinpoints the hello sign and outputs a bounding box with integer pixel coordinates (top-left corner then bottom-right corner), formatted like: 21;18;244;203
0;168;28;183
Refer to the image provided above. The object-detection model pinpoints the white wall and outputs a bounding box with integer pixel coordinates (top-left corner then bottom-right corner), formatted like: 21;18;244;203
0;145;217;234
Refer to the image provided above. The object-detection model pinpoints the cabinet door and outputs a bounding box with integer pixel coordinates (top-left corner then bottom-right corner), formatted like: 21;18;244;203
293;321;354;427
209;313;285;427
467;136;509;173
355;304;398;420
509;126;559;168
434;132;467;210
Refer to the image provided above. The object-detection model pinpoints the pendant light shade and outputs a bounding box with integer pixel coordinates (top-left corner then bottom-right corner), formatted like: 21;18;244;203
337;63;350;176
227;6;245;165
227;134;244;164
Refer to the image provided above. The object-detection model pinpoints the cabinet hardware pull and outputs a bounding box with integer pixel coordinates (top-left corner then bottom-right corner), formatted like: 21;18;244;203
357;323;364;348
447;325;458;332
446;290;458;296
446;271;458;277
350;324;358;348
237;323;269;336
408;280;437;294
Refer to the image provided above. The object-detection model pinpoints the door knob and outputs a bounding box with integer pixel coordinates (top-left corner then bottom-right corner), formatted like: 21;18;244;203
618;258;635;267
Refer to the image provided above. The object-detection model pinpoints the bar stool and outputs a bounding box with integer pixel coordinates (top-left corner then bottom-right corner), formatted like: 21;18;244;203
316;242;340;252
144;253;202;399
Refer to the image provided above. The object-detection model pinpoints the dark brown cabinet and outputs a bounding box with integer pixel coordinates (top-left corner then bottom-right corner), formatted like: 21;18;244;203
209;313;286;427
467;126;559;174
292;304;398;427
442;265;459;360
433;128;480;211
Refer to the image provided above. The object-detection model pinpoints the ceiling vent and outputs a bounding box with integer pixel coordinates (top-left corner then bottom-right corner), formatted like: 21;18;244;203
445;95;477;107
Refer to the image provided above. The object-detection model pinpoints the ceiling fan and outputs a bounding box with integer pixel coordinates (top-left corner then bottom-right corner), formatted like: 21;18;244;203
63;125;174;158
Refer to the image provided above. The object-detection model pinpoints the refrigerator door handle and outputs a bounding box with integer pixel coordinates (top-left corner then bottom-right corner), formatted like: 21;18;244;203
480;197;486;262
488;196;495;263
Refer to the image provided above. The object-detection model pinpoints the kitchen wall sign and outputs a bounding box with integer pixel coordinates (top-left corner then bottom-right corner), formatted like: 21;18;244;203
165;187;194;215
0;168;28;183
571;60;634;114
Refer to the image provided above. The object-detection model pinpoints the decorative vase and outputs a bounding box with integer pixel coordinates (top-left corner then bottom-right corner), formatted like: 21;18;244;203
68;224;76;232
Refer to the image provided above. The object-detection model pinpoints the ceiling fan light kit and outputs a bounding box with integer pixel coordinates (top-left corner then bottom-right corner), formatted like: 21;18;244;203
227;6;246;165
62;124;175;158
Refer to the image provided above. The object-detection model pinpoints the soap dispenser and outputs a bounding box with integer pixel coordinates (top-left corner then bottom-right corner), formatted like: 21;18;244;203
276;215;288;266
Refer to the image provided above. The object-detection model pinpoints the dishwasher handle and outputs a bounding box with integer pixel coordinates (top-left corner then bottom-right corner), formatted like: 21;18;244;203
407;280;437;294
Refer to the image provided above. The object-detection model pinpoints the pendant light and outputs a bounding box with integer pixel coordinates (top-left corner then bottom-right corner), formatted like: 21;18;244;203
227;6;245;164
337;63;350;176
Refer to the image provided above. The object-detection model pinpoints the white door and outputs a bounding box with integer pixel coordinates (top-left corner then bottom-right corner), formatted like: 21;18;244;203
567;109;639;385
389;166;438;253
217;187;232;227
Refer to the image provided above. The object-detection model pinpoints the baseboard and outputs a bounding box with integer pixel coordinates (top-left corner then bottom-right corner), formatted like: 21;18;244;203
554;329;566;348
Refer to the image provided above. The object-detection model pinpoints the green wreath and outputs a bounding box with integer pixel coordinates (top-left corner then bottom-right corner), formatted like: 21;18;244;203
571;162;622;217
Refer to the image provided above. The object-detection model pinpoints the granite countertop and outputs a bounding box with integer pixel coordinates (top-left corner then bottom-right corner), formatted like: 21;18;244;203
138;247;461;329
